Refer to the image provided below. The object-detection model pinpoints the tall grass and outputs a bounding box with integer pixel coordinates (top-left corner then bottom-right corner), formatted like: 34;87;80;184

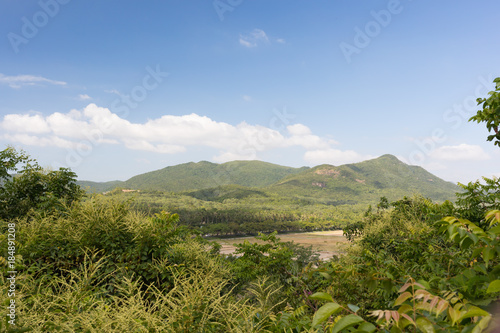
1;197;297;332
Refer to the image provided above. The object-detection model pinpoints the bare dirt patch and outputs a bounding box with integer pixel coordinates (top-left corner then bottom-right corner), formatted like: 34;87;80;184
214;230;347;260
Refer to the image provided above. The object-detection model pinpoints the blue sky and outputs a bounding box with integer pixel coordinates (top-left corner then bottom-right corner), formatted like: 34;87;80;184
0;0;499;183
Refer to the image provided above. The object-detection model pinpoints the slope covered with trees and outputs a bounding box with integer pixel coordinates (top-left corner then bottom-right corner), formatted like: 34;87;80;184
268;154;459;204
79;154;459;205
119;160;307;192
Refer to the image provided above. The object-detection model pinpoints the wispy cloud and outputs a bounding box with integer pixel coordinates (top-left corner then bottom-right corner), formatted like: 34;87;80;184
276;38;286;44
0;73;66;89
105;89;121;96
429;144;490;161
242;95;252;102
239;29;269;48
78;94;92;101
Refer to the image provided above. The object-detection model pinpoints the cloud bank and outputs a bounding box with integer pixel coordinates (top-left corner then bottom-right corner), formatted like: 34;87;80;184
1;104;363;165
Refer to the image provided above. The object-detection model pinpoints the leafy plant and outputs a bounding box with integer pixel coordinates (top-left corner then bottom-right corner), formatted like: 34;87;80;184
0;146;84;220
371;278;491;332
470;77;500;147
436;210;500;305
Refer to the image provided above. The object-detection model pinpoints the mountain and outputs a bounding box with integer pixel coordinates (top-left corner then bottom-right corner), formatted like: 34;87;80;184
77;180;124;193
79;160;307;193
267;154;459;203
78;155;460;203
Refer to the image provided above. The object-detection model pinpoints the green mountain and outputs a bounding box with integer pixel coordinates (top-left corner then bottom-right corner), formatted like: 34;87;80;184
79;160;307;193
76;180;124;193
267;154;459;203
78;155;459;203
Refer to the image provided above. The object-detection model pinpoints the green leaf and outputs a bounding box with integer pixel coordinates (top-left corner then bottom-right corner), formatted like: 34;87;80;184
309;292;334;302
319;272;332;280
459;305;490;321
356;321;377;332
468;232;479;244
486;280;500;293
397;304;413;314
488;225;500;235
472;247;483;258
483;247;493;266
366;278;377;291
460;237;474;250
415;317;435;333
331;314;365;333
417;279;430;290
472;315;492;333
382;280;393;293
312;302;341;327
348;304;360;313
394;291;412;306
389;326;403;333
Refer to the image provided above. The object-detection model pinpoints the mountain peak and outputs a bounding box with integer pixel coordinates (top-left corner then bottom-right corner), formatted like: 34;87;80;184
375;154;404;163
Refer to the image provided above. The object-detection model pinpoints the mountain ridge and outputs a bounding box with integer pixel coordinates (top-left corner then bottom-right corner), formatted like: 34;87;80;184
77;155;459;203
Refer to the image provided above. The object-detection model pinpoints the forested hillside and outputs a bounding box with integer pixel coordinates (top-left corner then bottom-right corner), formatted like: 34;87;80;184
267;154;459;204
79;154;459;205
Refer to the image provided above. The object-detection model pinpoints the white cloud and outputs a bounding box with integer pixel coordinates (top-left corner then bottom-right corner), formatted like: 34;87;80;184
78;94;91;100
3;133;82;149
0;104;370;166
242;95;252;102
0;73;66;89
285;124;331;150
276;38;286;44
239;38;256;48
239;29;269;48
429;144;490;161
287;124;311;136
304;148;374;166
213;151;256;163
1;113;51;134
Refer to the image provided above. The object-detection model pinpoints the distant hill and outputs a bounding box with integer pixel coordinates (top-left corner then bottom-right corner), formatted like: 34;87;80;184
79;160;307;193
266;154;459;203
77;180;124;193
78;155;460;203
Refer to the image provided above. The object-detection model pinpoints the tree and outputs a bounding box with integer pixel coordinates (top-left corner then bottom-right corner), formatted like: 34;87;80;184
455;177;500;227
0;146;32;182
0;146;85;219
470;77;500;147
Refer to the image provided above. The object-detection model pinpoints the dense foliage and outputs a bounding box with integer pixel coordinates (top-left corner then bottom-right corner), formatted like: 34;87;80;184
1;77;500;332
110;188;364;236
0;146;84;220
2;156;499;332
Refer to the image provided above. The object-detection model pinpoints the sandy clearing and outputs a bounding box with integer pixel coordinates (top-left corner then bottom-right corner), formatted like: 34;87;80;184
214;230;347;260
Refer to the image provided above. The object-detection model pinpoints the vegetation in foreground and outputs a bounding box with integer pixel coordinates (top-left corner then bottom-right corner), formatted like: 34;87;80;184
0;78;499;332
